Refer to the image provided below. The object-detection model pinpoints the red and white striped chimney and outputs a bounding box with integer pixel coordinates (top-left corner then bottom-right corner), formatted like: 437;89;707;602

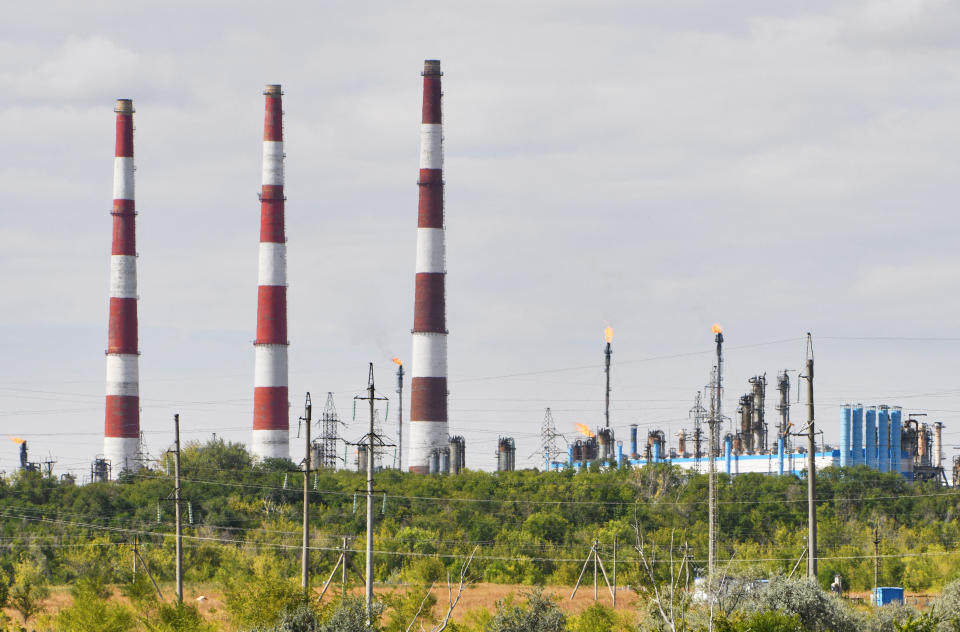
104;98;140;475
409;60;449;473
252;84;289;460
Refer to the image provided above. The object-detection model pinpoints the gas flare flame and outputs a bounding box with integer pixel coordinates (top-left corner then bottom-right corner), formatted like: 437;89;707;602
712;323;723;334
8;437;25;445
392;357;402;366
575;423;596;438
604;326;613;344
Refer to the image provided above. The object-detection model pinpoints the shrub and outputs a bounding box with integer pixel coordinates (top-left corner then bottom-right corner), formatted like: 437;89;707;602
52;585;135;632
486;589;565;632
740;576;861;632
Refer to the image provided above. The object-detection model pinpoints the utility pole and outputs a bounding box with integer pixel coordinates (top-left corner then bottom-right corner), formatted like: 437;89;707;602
604;327;613;428
873;523;881;595
708;325;723;582
354;363;388;622
394;359;403;471
804;333;817;579
301;393;312;593
173;413;183;604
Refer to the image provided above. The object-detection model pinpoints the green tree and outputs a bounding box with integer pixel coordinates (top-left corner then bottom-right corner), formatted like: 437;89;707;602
224;555;306;629
9;556;49;624
52;584;135;632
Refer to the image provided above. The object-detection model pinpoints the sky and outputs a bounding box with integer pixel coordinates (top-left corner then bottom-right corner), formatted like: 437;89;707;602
2;0;959;477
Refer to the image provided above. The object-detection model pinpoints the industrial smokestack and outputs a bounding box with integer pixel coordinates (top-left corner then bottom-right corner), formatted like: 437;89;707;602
252;84;289;460
409;59;449;473
104;98;141;476
604;327;613;428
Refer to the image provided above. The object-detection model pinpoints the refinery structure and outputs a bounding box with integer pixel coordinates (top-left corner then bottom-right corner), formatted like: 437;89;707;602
1;59;950;488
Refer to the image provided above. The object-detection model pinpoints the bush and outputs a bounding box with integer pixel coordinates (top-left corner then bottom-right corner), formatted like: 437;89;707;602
486;589;565;632
568;603;632;632
146;602;216;632
740;576;861;632
224;555;307;629
714;611;805;632
52;585;135;632
317;597;380;632
931;580;960;631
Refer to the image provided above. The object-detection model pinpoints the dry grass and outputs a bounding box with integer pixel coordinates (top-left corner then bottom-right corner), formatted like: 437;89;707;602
4;581;640;626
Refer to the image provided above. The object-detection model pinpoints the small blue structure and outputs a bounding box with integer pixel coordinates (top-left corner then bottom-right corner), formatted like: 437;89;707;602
873;587;904;606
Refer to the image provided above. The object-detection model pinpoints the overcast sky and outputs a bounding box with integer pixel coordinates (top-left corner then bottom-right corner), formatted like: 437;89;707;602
2;0;959;476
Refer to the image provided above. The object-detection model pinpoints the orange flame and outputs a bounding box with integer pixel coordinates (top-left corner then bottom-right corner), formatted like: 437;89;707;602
575;423;596;438
8;437;25;445
712;323;723;334
392;357;402;366
604;326;613;344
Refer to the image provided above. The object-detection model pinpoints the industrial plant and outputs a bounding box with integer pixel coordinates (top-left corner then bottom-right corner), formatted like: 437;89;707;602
1;60;949;490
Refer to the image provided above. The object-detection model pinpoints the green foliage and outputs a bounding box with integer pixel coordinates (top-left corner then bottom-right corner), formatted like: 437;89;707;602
316;597;380;632
0;567;9;609
224;554;307;629
523;512;569;543
714;611;805;632
51;584;135;632
120;572;159;609
894;614;940;632
144;602;217;632
567;603;632;632
931;579;960;631
9;556;49;623
274;603;321;632
381;586;437;632
740;577;861;632
486;589;565;632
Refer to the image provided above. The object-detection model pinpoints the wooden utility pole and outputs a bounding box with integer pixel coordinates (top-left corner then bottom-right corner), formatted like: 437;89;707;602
804;334;817;579
301;393;313;593
173;413;183;603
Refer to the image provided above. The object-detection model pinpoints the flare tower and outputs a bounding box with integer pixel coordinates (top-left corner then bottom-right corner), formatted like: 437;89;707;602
409;60;449;473
252;84;290;460
104;99;140;475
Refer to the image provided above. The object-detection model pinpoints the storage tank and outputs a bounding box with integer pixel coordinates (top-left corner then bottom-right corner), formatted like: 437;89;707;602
852;405;864;466
878;406;890;472
357;445;368;474
890;407;903;474
497;437;516;472
448;435;466;474
438;448;450;474
865;407;877;469
840;405;851;467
